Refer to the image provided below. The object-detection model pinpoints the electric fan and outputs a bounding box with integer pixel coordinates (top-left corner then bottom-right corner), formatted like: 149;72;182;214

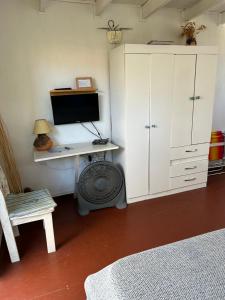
77;161;126;216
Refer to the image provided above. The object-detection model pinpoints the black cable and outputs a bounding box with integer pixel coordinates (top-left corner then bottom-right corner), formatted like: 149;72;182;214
80;123;99;138
91;122;102;139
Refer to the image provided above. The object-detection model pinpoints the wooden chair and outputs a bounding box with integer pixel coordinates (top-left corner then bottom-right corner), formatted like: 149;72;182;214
0;166;57;263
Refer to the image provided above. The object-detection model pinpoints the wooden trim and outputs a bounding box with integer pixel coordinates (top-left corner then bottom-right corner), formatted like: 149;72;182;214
50;88;97;96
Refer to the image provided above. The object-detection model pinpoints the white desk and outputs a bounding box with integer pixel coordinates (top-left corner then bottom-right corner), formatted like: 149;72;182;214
34;142;119;195
34;142;119;162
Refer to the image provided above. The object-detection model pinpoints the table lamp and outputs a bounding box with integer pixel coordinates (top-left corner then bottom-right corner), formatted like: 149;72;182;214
33;119;53;151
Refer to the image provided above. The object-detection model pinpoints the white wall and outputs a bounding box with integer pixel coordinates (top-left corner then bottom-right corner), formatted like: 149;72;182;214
213;24;225;131
0;0;222;196
192;13;225;132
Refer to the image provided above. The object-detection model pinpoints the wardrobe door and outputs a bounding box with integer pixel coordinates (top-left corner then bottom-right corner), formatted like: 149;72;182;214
171;55;196;147
149;54;174;194
192;55;217;144
125;54;150;199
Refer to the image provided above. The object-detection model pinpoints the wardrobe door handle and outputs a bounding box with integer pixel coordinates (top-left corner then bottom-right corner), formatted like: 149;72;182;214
185;166;197;170
145;125;150;129
151;124;158;128
185;149;198;153
184;178;196;182
189;96;201;100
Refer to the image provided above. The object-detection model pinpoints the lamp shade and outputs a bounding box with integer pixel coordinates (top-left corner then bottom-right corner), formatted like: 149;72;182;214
33;119;51;135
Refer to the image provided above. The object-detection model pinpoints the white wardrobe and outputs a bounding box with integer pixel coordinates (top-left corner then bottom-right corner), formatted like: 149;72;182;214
110;44;218;204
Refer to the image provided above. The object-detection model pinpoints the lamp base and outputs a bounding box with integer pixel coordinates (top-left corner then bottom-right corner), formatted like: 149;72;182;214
33;134;53;151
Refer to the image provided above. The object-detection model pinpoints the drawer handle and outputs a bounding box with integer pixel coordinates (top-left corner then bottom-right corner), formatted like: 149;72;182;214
185;166;197;170
185;149;198;153
184;178;196;182
189;96;201;100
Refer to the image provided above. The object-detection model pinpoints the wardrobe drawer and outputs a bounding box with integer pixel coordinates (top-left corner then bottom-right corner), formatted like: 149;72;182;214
170;159;208;177
170;144;209;160
170;172;207;189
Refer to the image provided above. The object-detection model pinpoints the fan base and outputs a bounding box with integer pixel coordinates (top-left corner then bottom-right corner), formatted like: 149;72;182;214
77;182;126;216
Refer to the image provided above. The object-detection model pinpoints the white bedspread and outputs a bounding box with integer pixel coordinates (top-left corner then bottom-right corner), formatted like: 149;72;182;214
85;229;225;300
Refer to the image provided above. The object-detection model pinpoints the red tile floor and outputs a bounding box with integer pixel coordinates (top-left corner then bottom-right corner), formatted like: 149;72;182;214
1;174;225;299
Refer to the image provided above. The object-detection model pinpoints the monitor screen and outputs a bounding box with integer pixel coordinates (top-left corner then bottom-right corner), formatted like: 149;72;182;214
51;93;100;125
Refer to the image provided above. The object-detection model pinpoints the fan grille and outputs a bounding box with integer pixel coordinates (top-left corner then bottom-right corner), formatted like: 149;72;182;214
78;161;123;205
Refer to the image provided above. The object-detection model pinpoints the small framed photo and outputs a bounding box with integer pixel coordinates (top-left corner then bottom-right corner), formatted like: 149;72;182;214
76;77;93;90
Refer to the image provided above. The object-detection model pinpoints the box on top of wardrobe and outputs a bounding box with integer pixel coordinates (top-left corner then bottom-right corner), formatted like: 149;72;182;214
115;44;218;55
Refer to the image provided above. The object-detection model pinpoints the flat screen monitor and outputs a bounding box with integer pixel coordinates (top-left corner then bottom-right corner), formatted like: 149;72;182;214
51;93;100;125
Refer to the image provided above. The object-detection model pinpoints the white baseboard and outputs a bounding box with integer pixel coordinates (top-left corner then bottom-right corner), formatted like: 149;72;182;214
127;183;207;204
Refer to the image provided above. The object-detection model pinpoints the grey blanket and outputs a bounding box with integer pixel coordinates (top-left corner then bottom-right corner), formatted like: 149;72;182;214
85;229;225;299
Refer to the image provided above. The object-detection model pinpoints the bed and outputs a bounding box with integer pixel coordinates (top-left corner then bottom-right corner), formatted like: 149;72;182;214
85;228;225;299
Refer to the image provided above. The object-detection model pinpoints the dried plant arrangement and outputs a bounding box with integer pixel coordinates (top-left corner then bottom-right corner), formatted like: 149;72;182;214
0;115;22;193
181;22;206;45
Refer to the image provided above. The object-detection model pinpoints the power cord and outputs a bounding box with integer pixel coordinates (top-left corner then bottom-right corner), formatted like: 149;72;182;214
80;123;100;139
91;122;102;139
80;122;103;140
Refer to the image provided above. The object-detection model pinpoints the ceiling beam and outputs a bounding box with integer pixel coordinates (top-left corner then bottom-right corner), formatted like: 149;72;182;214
220;11;225;24
95;0;112;15
142;0;173;19
39;0;48;12
184;0;225;21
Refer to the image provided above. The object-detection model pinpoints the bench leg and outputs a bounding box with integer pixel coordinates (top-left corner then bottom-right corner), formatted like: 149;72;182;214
1;222;20;263
43;214;56;253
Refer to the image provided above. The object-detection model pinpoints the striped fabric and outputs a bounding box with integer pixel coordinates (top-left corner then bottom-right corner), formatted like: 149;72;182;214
6;189;57;219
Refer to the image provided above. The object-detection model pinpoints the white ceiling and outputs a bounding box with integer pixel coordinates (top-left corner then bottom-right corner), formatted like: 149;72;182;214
112;0;200;8
211;2;225;13
112;0;147;6
166;0;225;13
166;0;199;9
111;0;225;13
46;0;225;12
39;0;225;22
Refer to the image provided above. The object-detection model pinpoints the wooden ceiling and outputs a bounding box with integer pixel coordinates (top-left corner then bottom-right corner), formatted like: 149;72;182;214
39;0;225;22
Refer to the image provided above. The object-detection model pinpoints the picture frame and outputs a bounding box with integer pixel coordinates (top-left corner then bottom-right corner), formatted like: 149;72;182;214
76;77;94;91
